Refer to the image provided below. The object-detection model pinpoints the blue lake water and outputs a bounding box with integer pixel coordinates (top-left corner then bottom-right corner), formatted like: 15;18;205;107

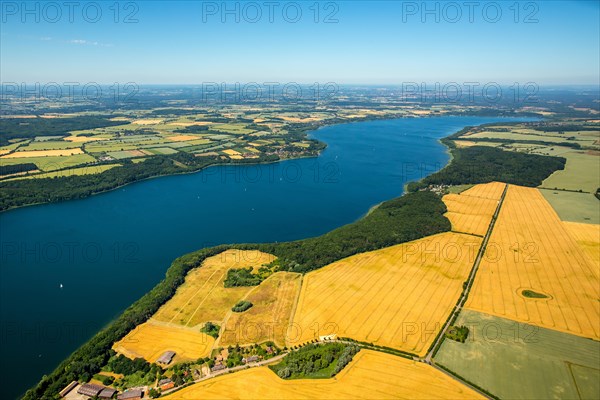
0;116;531;398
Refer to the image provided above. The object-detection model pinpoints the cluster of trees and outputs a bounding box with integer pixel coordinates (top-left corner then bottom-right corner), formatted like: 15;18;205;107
223;267;262;287
0;162;36;176
248;190;451;273
231;300;253;312
445;325;469;343
107;354;152;375
333;344;360;375
407;146;566;192
270;343;358;379
0;116;122;144
200;322;220;339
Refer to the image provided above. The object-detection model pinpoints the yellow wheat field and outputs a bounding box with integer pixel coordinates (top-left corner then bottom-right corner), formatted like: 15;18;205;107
166;350;482;399
291;232;481;356
563;222;600;272
154;250;275;328
167;135;202;142
460;181;506;200
112;320;215;363
220;272;302;347
1;148;84;158
443;192;499;236
64;135;106;142
466;185;600;339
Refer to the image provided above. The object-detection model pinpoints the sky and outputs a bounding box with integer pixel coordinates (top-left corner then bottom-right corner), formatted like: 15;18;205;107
1;0;599;85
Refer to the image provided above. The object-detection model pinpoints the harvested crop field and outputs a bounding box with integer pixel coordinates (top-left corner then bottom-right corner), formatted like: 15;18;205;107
443;189;500;236
435;309;600;400
153;250;275;328
459;181;506;200
220;272;302;347
291;232;481;355
466;185;600;340
166;350;483;399
112;319;215;363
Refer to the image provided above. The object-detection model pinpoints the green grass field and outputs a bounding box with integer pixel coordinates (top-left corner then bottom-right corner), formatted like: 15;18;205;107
468;130;597;148
5;164;121;181
0;154;97;171
540;189;600;224
434;310;600;400
17;141;82;151
541;150;600;193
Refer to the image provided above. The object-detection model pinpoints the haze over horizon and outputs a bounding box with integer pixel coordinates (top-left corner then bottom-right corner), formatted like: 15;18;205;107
1;0;599;85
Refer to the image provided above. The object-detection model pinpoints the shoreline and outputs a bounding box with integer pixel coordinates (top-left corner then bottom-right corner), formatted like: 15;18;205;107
17;115;537;399
0;113;537;214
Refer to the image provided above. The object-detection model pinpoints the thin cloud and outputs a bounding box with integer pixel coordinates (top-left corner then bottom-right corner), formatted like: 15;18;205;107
69;39;113;47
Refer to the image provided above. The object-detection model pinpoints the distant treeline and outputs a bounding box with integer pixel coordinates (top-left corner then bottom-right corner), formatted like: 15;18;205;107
0;116;123;145
0;152;281;211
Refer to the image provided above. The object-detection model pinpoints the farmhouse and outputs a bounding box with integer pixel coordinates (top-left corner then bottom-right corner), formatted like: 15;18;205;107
99;387;117;399
242;355;259;364
117;389;144;400
211;363;227;372
156;350;176;365
77;383;105;397
158;378;175;391
59;381;78;398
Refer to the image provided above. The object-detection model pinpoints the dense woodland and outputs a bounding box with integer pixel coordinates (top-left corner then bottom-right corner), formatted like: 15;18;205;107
0;116;122;145
407;145;566;191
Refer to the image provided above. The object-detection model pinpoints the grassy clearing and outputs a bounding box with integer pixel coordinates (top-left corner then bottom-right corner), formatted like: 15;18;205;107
540;189;600;224
16;140;82;151
166;350;483;399
220;272;302;347
435;309;600;400
466;185;600;340
291;232;481;356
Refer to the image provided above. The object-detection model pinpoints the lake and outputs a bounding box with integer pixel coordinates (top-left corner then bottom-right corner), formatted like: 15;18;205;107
0;116;530;398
